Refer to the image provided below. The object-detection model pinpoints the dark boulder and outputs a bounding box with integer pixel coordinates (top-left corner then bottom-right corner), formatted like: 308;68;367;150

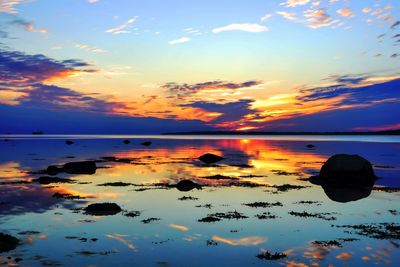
198;153;224;164
310;154;377;187
84;203;122;216
0;233;20;253
123;140;131;144
175;180;202;192
65;140;74;145
63;161;96;174
310;154;377;202
306;144;315;148
141;141;152;146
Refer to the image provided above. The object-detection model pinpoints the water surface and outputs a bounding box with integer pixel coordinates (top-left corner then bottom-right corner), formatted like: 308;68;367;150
0;136;399;266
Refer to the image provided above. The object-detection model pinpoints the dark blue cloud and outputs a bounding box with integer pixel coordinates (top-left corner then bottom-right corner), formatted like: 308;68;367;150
183;99;255;123
0;47;94;90
0;103;215;134
162;80;261;95
16;84;122;113
258;101;400;132
298;77;400;105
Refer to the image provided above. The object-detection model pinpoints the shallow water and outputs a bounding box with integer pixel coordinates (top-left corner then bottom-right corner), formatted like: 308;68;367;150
0;136;399;266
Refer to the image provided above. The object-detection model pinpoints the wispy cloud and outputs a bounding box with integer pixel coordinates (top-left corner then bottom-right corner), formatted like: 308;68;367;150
105;17;138;34
352;123;400;132
282;0;310;8
168;37;190;45
183;27;202;35
304;8;338;28
212;23;268;33
276;11;297;21
87;0;99;3
261;13;272;21
163;80;262;95
75;43;106;53
10;19;48;33
0;0;29;14
362;7;372;13
336;8;354;18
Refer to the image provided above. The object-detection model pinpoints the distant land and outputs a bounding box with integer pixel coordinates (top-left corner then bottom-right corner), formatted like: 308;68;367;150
163;130;400;135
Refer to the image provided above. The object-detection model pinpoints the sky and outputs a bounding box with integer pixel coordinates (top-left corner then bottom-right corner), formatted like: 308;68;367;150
0;0;399;133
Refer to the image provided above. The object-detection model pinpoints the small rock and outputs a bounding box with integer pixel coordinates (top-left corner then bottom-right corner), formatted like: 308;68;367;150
84;203;122;216
175;180;202;192
65;140;74;145
141;141;152;146
0;233;20;253
198;153;224;164
123;140;131;144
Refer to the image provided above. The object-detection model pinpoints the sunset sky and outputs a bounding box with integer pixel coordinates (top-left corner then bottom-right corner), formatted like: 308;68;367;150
1;0;399;133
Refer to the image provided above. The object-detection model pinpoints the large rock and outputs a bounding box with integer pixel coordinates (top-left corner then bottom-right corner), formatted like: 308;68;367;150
0;233;20;253
198;153;224;164
310;154;377;202
310;154;377;187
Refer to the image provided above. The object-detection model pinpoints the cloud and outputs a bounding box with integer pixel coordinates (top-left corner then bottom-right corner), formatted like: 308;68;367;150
276;11;297;21
352;123;400;132
362;7;372;13
304;8;338;28
183;99;255;125
75;43;106;53
211;73;400;131
0;48;94;88
261;13;272;21
297;74;400;104
183;28;202;35
212;23;268;33
0;47;225;129
105;17;138;34
162;80;262;95
168;37;190;45
336;8;353;18
391;21;400;29
0;0;29;14
0;47;96;105
88;0;99;3
17;84;121;113
9;19;48;33
282;0;310;8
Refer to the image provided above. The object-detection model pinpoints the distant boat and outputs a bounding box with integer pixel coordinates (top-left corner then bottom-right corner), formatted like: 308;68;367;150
32;131;44;135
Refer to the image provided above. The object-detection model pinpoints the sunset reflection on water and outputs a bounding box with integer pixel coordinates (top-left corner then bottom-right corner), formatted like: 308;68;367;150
0;136;399;266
